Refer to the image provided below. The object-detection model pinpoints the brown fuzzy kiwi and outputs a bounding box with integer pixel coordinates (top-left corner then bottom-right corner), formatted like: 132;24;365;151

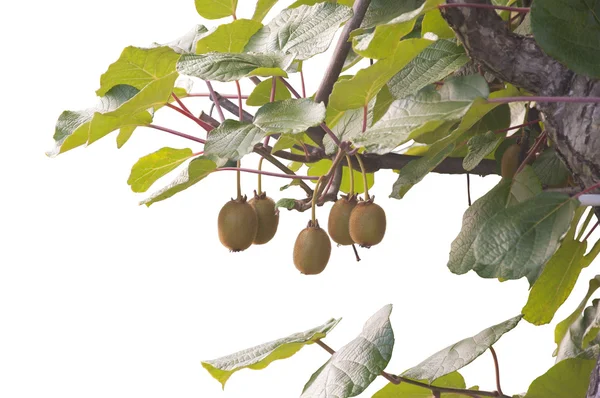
293;220;332;275
249;191;279;245
328;195;357;246
349;199;386;248
217;196;258;252
501;144;521;179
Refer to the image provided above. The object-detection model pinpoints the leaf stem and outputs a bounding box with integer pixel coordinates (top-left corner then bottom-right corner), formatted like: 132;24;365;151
515;130;547;176
171;92;192;115
576;181;600;198
495;119;541;134
146;124;206;144
487;96;600;104
187;93;249;99
355;154;370;200
165;103;214;131
215;167;318;180
467;173;472;206
320;123;343;148
300;70;307;98
205;81;226;122
270;77;277;103
278;77;302;99
312;177;324;225
489;346;504;396
363;104;368;133
584;221;600;242
438;3;530;13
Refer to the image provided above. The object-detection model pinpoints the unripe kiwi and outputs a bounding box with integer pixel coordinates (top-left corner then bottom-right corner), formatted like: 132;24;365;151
501;144;521;179
293;220;332;275
217;196;258;252
349;199;386;248
249;191;279;245
328;195;357;246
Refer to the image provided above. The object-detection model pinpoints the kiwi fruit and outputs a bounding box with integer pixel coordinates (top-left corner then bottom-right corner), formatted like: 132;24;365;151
349;199;386;248
501;143;521;179
217;196;258;252
249;191;279;245
293;220;332;275
328;195;357;246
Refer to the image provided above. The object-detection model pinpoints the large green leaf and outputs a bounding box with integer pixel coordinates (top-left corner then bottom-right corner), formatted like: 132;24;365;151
162;25;209;54
473;192;579;284
97;46;180;96
388;40;469;99
403;315;522;383
195;0;238;20
127;147;194;193
532;148;570;187
252;0;279;21
196;19;263;54
202;318;340;388
522;209;589;325
323;100;375;155
246;77;291;106
245;3;353;60
117;125;137;148
329;39;433;111
354;75;489;155
141;157;217;206
373;372;470;398
48;84;152;156
421;8;455;39
447;169;542;276
301;305;394;398
353;0;443;59
462;131;502;171
204;120;268;163
524;359;595;398
253;98;326;134
531;0;600;78
177;52;293;82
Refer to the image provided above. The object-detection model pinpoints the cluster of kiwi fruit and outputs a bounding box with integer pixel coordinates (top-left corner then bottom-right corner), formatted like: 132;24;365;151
217;189;387;276
217;191;279;252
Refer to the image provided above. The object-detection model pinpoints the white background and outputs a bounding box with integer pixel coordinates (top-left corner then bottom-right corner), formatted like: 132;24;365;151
1;1;599;397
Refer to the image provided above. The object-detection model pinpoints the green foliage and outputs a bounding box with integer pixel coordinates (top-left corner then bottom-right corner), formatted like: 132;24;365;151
531;0;600;78
246;77;291;106
463;131;502;171
301;305;394;397
523;358;595;398
402;315;522;382
128;147;194;193
373;372;469;398
253;98;326;134
421;8;454;39
163;25;208;54
195;19;262;54
195;0;238;20
531;148;570;187
252;0;279;22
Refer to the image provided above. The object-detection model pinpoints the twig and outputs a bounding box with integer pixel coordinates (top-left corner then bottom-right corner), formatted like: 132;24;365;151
489;346;504;396
187;93;248;99
439;3;530;12
205;81;225;122
467;174;472;206
146;124;206;144
300;70;307;98
487;96;600;104
320;123;343;148
515;131;547;175
495;119;541;134
278;77;302;99
584;222;599;242
255;147;313;196
165;103;214;131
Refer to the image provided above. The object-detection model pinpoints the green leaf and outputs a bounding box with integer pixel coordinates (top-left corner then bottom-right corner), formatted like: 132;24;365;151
246;77;291;106
473;192;579;284
276;198;299;210
252;0;279;22
532;148;570;187
162;25;209;54
323;100;375;155
373;372;468;398
202;318;340;388
463;131;502;171
403;315;522;383
177;52;293;82
354;75;489;154
245;3;353;61
387;40;469;99
523;209;589;325
447;171;542;276
141;157;217;206
97;46;180;96
195;0;238;20
373;84;395;124
531;0;600;78
253;98;326;134
524;359;595;398
272;133;300;152
301;305;394;398
204;120;267;163
329;39;433;111
196;19;263;54
127;147;193;193
421;9;455;39
117;126;136;148
556;276;600;349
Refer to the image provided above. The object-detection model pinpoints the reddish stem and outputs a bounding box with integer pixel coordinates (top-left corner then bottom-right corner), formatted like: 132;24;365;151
489;347;504;397
576;181;600;198
166;103;214;131
495;119;541;134
187;93;248;99
215;167;318;180
584;222;600;242
488;96;600;104
467;174;472;206
278;77;302;99
235;80;244;121
192;151;204;157
300;70;307;98
362;105;368;133
270;77;277;103
320;123;342;147
515;131;547;175
171;93;192;115
205;81;226;122
147;124;206;144
438;3;530;13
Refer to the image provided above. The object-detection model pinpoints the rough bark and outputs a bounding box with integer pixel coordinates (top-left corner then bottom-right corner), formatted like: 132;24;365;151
442;0;600;192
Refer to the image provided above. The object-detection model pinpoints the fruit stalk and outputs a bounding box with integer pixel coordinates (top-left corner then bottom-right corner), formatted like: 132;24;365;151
345;155;354;196
312;177;324;225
